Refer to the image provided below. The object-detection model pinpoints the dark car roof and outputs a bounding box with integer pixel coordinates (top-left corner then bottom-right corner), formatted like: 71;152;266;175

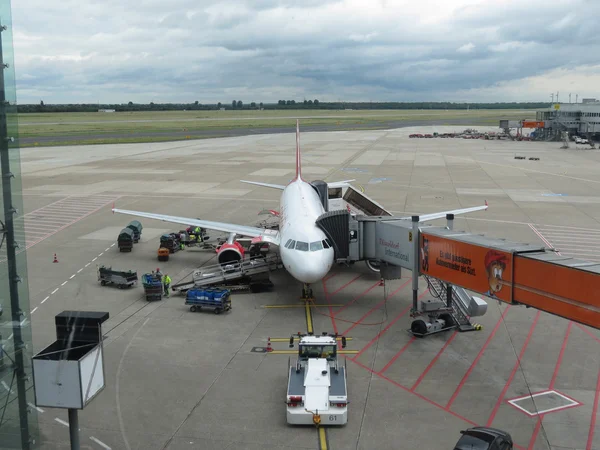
454;427;512;450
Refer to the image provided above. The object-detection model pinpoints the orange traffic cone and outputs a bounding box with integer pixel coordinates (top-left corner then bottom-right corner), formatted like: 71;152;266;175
53;253;58;263
266;337;273;352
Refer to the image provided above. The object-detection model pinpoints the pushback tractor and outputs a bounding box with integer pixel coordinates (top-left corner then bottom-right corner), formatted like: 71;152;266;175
286;332;348;426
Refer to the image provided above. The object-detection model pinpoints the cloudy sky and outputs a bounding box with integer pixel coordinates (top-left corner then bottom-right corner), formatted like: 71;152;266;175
10;0;600;104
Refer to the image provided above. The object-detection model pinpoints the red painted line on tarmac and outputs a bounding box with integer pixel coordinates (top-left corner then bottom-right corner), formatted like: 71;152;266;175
528;322;573;449
333;280;382;318
446;306;512;410
527;419;543;450
577;323;600;344
329;274;362;297
341;278;412;336
323;273;338;283
586;368;600;450
486;310;541;427
349;356;478;427
379;336;416;374
350;288;429;361
411;331;458;392
550;322;572;389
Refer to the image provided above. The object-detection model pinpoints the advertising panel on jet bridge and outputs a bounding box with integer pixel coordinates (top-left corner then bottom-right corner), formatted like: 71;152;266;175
420;230;522;303
375;221;413;270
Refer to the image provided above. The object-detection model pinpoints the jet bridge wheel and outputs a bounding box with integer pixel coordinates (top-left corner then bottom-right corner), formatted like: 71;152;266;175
411;319;428;337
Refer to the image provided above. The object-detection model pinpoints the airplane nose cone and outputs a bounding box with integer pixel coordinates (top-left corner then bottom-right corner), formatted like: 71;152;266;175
292;259;331;284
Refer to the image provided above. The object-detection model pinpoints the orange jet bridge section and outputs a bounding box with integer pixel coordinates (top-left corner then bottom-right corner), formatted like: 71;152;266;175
419;227;600;330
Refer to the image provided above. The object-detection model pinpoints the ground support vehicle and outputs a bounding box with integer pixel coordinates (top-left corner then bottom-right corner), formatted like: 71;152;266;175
286;332;348;426
142;273;163;301
98;265;138;288
185;288;231;314
117;228;134;252
171;254;280;294
454;427;513;450
126;220;143;243
159;233;183;254
157;247;170;262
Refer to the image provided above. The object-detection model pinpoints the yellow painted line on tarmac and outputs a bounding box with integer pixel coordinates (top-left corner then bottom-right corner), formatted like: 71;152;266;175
262;304;344;308
269;337;353;342
268;350;359;355
305;301;314;334
319;427;328;450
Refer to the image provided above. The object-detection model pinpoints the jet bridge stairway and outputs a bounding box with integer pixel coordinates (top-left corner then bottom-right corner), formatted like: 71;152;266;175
424;275;484;332
171;253;283;293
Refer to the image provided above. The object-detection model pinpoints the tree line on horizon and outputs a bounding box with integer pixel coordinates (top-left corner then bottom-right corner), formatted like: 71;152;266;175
17;100;551;113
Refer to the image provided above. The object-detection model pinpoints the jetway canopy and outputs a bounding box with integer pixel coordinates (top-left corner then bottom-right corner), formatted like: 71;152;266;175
420;227;600;329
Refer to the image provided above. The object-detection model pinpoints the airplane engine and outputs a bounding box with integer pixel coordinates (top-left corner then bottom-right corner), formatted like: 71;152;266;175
217;241;245;265
365;259;381;273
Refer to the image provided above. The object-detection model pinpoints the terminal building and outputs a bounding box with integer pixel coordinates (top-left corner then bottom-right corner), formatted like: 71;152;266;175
534;100;600;140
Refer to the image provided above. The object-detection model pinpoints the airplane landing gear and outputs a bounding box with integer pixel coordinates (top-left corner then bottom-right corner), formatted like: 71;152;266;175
302;283;314;300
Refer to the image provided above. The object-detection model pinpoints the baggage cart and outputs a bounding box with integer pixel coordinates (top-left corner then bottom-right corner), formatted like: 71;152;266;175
142;273;163;301
118;227;134;252
98;265;138;288
126;220;143;243
185;288;231;314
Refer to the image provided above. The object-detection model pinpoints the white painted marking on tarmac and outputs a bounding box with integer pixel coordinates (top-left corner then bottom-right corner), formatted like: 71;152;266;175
77;268;83;273
90;437;112;450
51;288;59;295
92;257;97;262
41;296;49;304
7;334;12;340
31;307;38;314
61;281;68;286
85;263;90;267
1;381;14;394
105;247;110;252
98;252;104;256
111;243;115;247
28;402;44;413
54;418;69;427
70;274;76;279
20;318;27;326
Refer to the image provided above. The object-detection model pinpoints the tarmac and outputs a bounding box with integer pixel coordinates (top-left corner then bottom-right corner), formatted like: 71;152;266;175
5;125;600;450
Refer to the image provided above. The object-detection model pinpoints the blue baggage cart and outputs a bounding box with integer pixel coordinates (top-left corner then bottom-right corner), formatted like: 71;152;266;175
142;273;163;301
185;288;231;314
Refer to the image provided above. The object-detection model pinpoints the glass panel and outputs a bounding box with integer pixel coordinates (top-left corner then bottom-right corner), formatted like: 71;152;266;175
310;241;323;251
322;239;330;249
295;241;309;251
286;240;296;249
0;3;40;447
285;239;292;248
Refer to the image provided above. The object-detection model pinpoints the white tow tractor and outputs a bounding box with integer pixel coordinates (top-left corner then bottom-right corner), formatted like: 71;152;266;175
286;332;348;426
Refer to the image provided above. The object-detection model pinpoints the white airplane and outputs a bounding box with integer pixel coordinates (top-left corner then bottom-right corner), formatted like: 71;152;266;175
112;120;488;298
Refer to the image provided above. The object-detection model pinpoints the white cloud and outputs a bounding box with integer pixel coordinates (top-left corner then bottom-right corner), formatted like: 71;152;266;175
10;0;600;103
457;43;475;53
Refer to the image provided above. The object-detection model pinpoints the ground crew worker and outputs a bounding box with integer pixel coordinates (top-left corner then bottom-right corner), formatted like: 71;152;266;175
162;273;171;297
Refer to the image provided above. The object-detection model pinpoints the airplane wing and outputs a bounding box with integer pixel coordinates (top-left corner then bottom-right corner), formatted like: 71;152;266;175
240;180;286;190
112;208;280;245
240;179;356;190
397;202;488;222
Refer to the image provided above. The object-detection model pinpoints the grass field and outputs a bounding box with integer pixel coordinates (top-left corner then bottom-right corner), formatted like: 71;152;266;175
17;109;537;147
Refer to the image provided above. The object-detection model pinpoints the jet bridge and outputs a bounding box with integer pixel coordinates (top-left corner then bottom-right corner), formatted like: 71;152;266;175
316;210;600;335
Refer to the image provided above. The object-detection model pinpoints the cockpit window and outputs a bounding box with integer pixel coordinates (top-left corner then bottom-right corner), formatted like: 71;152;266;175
295;241;309;251
322;239;330;249
310;241;323;251
285;239;296;249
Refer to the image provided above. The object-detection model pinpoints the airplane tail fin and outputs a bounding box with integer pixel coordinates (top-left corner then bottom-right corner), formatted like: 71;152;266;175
294;119;302;181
